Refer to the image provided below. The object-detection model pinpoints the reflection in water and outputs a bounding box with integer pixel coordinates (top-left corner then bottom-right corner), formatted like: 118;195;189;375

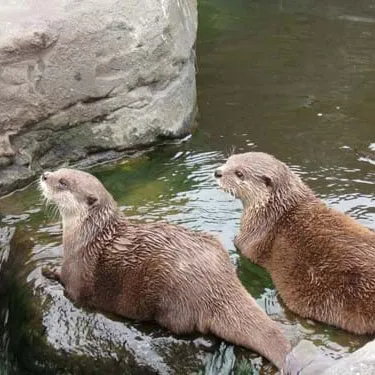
1;0;375;373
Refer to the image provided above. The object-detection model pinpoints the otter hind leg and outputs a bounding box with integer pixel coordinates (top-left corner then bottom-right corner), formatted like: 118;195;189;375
156;305;197;335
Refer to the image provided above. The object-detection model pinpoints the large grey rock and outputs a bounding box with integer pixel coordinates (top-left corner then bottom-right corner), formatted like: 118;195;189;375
284;340;335;375
0;0;197;195
285;339;375;375
322;340;375;375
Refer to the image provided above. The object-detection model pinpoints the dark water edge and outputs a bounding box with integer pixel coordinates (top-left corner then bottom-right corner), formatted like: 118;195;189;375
1;0;375;374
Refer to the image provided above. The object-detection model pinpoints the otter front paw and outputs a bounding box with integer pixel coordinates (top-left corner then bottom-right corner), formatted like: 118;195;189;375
42;267;62;283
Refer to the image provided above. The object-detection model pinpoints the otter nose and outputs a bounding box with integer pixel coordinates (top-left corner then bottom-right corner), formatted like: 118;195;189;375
42;172;51;181
214;169;223;178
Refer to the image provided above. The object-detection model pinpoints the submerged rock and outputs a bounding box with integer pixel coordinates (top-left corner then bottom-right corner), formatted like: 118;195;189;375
0;0;198;195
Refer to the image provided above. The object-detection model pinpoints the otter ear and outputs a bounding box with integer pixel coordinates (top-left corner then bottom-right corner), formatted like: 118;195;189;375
262;175;273;189
86;194;98;206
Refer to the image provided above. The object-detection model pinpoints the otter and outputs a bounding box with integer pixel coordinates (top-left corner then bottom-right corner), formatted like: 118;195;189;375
215;151;375;335
39;168;293;371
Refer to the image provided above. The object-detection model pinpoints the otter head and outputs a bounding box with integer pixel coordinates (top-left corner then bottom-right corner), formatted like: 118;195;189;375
215;152;306;215
39;168;116;220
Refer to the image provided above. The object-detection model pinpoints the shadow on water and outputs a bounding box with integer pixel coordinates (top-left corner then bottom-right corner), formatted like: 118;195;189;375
1;0;375;373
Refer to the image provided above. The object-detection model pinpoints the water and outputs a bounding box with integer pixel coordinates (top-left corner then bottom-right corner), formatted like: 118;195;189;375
1;0;375;373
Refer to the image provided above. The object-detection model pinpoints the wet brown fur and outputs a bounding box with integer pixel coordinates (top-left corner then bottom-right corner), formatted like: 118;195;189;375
40;168;291;370
216;152;375;335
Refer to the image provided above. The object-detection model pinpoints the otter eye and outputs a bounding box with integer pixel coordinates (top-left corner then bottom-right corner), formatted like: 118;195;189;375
87;195;98;206
58;178;68;189
235;170;244;180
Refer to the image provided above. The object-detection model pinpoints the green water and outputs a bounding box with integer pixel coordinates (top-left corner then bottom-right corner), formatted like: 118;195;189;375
1;0;375;373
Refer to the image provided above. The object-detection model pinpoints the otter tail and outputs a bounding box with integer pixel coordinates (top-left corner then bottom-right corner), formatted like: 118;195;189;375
208;288;290;370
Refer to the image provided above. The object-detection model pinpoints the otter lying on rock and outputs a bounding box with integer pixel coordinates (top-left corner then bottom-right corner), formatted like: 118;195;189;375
40;168;292;371
215;151;375;335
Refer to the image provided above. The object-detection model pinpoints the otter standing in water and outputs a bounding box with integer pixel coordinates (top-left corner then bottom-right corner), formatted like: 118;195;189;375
215;152;375;335
40;168;292;370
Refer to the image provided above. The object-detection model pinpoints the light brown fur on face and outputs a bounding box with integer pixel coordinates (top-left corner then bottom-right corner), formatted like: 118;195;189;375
39;168;293;371
216;151;375;335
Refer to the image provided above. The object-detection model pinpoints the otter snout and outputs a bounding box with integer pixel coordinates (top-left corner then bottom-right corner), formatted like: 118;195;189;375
41;171;52;181
214;169;223;178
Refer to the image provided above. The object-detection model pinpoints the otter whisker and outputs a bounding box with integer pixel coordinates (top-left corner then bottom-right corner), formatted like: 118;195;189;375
51;206;60;222
229;145;236;157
